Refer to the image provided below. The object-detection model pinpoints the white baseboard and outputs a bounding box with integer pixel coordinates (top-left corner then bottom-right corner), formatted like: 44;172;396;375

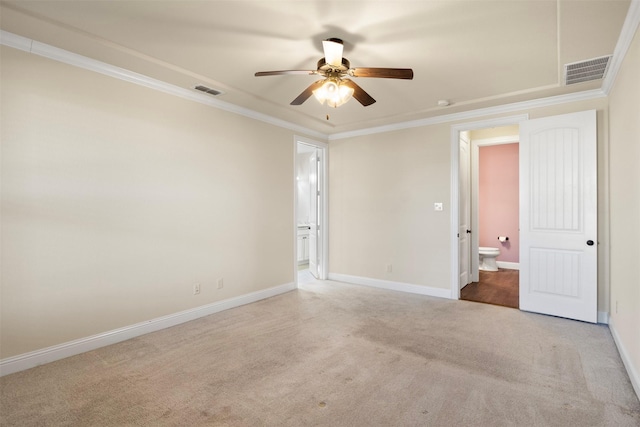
0;282;295;377
598;311;610;324
496;261;519;270
609;317;640;401
328;273;452;299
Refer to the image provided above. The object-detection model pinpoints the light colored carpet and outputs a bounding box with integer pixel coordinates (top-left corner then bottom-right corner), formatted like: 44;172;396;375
1;278;639;426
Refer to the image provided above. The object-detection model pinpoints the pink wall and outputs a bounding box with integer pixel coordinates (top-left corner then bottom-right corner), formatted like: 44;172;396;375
479;144;519;262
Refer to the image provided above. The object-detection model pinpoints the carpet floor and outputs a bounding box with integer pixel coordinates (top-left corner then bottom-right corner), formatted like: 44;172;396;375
1;278;639;426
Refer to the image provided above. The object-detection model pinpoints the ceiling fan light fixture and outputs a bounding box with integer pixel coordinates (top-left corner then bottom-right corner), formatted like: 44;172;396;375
255;37;412;108
313;78;354;108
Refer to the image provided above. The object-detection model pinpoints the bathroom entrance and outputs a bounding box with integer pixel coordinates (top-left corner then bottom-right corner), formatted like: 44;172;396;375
452;111;599;323
459;125;521;308
295;136;327;284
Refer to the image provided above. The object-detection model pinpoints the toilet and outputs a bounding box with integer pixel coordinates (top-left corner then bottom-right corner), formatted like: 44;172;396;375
479;247;500;271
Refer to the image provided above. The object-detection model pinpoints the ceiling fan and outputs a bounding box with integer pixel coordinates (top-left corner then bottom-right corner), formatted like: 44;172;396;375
255;38;413;108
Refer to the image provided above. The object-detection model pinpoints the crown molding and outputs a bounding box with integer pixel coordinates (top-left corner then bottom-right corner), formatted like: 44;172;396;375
1;18;631;142
602;0;640;95
328;89;606;140
0;30;328;141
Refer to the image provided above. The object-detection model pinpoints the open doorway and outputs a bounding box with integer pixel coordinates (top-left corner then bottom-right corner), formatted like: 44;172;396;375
460;128;520;308
450;115;527;303
295;136;327;285
452;111;599;323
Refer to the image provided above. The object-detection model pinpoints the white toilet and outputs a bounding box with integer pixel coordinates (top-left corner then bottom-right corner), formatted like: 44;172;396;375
479;247;500;271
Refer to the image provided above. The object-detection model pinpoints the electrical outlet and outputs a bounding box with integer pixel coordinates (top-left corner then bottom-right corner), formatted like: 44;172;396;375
217;278;224;289
193;283;201;295
434;202;443;211
386;264;393;273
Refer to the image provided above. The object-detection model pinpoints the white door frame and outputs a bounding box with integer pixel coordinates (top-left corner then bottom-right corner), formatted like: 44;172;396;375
294;135;328;284
459;131;472;289
450;115;528;299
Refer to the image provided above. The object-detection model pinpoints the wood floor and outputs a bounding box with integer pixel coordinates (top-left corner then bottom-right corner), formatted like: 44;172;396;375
460;269;519;309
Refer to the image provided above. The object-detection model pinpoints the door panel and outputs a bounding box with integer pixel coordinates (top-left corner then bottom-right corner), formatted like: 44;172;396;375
308;149;319;278
519;110;597;323
459;132;471;289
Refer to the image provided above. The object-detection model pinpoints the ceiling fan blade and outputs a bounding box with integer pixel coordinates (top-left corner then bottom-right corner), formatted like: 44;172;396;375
255;70;318;77
341;79;376;106
350;68;414;79
322;38;344;68
290;80;326;105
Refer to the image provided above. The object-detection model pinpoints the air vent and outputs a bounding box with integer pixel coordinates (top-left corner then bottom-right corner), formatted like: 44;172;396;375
194;85;224;96
564;55;611;85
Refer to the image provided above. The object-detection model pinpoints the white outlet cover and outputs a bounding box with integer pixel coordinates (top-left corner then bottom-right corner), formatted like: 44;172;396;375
434;202;444;211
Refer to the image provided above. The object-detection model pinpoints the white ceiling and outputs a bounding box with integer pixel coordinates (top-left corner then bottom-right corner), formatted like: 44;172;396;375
0;1;632;135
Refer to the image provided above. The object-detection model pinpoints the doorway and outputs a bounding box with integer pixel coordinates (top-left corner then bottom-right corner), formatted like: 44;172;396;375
459;127;521;308
295;136;327;285
462;129;520;307
450;115;527;301
451;111;598;323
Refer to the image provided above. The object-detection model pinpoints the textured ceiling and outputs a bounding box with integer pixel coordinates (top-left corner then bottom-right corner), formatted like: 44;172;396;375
0;1;631;134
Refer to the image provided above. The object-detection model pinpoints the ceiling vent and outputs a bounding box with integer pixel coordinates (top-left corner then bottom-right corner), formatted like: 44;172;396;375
194;85;224;96
564;55;612;85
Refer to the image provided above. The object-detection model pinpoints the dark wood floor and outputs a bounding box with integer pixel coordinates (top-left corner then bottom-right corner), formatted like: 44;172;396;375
460;269;519;309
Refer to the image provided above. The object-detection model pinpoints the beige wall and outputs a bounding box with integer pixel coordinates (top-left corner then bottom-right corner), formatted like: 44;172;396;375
329;126;451;287
0;47;296;358
330;98;610;310
608;26;640;393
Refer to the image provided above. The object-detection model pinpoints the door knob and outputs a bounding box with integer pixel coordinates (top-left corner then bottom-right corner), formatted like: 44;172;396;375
587;240;594;246
466;229;471;234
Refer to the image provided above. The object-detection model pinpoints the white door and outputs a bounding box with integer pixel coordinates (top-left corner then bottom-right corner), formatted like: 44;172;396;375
519;110;597;323
459;132;472;289
308;149;320;278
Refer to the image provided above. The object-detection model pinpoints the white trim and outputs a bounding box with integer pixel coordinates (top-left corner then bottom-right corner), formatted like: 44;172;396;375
450;115;529;300
597;311;610;325
0;282;295;377
329;90;605;140
0;30;328;141
472;135;519;147
496;261;520;270
328;273;452;300
0;30;33;51
293;140;300;288
602;0;640;95
609;318;640;400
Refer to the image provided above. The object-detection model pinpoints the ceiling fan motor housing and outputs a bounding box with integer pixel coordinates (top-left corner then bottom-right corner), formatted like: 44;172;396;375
317;57;350;75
